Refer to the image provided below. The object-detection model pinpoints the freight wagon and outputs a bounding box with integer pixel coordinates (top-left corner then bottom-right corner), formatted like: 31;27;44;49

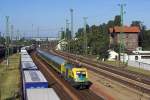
21;61;38;70
26;88;60;100
23;70;48;89
20;46;60;100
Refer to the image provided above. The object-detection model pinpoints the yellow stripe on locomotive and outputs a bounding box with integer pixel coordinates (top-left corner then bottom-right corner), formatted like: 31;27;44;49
61;62;90;88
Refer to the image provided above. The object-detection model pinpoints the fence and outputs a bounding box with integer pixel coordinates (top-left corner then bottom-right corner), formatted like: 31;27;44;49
128;60;150;71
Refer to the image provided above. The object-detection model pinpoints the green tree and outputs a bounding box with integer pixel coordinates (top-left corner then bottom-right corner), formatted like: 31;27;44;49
75;28;84;38
107;20;114;28
0;37;5;45
60;31;65;40
66;29;72;40
142;30;150;50
131;21;141;28
130;21;145;47
114;15;121;26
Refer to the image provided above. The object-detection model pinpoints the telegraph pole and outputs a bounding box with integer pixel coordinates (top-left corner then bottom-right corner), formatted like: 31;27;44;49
66;19;69;40
32;24;33;39
70;9;74;53
66;19;71;52
17;30;20;41
5;16;10;68
60;27;64;40
70;9;73;39
37;27;40;46
83;17;88;55
10;25;14;55
10;25;14;43
118;3;126;63
37;27;39;38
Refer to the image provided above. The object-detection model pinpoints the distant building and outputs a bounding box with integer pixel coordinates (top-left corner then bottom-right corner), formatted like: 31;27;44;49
107;50;119;61
56;39;68;51
24;37;57;41
32;37;57;41
120;47;150;70
125;47;150;64
109;26;140;51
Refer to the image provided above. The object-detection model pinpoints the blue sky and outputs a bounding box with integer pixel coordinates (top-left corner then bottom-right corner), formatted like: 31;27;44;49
0;0;150;37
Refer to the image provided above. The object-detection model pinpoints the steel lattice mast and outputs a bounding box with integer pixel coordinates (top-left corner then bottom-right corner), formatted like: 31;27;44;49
83;17;88;55
5;16;10;68
70;9;73;39
119;3;126;63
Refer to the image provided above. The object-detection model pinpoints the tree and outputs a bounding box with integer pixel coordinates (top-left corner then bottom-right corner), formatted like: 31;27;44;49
114;15;121;26
66;29;72;40
130;21;146;47
60;31;65;40
107;20;114;28
142;30;150;50
72;15;150;59
0;37;5;45
131;21;141;28
75;28;84;38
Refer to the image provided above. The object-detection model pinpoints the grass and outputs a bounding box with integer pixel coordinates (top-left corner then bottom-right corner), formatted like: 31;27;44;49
126;66;150;76
104;61;150;76
0;54;21;100
104;61;122;67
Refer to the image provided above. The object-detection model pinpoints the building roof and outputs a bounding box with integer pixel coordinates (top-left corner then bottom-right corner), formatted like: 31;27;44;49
109;26;140;33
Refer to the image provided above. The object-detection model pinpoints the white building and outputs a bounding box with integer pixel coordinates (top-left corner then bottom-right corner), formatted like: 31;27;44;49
121;47;150;70
32;37;57;41
56;39;68;51
107;50;119;61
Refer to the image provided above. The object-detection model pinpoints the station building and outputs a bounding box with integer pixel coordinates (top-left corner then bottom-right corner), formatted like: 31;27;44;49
109;26;140;51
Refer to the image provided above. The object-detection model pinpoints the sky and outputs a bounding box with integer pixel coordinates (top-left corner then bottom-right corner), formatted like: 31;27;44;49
0;0;150;37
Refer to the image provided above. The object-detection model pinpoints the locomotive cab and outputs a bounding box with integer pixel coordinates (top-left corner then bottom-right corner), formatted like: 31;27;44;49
72;68;91;89
72;68;88;82
61;62;91;89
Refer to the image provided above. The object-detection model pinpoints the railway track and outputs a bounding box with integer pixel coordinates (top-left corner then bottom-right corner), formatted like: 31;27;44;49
50;50;150;95
31;52;103;100
53;50;150;84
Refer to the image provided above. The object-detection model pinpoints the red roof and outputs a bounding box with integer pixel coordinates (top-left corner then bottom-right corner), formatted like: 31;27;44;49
109;26;140;33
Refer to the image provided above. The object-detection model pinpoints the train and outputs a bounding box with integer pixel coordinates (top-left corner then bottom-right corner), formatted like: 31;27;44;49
20;46;60;100
37;49;91;89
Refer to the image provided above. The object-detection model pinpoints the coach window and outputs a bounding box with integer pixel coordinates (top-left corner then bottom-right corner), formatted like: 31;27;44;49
135;56;138;60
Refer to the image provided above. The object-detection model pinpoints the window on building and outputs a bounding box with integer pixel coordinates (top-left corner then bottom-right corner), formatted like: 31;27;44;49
135;56;138;60
141;56;150;59
126;34;129;38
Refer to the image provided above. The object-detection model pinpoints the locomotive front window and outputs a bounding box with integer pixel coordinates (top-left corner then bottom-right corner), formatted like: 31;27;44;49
76;71;86;77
